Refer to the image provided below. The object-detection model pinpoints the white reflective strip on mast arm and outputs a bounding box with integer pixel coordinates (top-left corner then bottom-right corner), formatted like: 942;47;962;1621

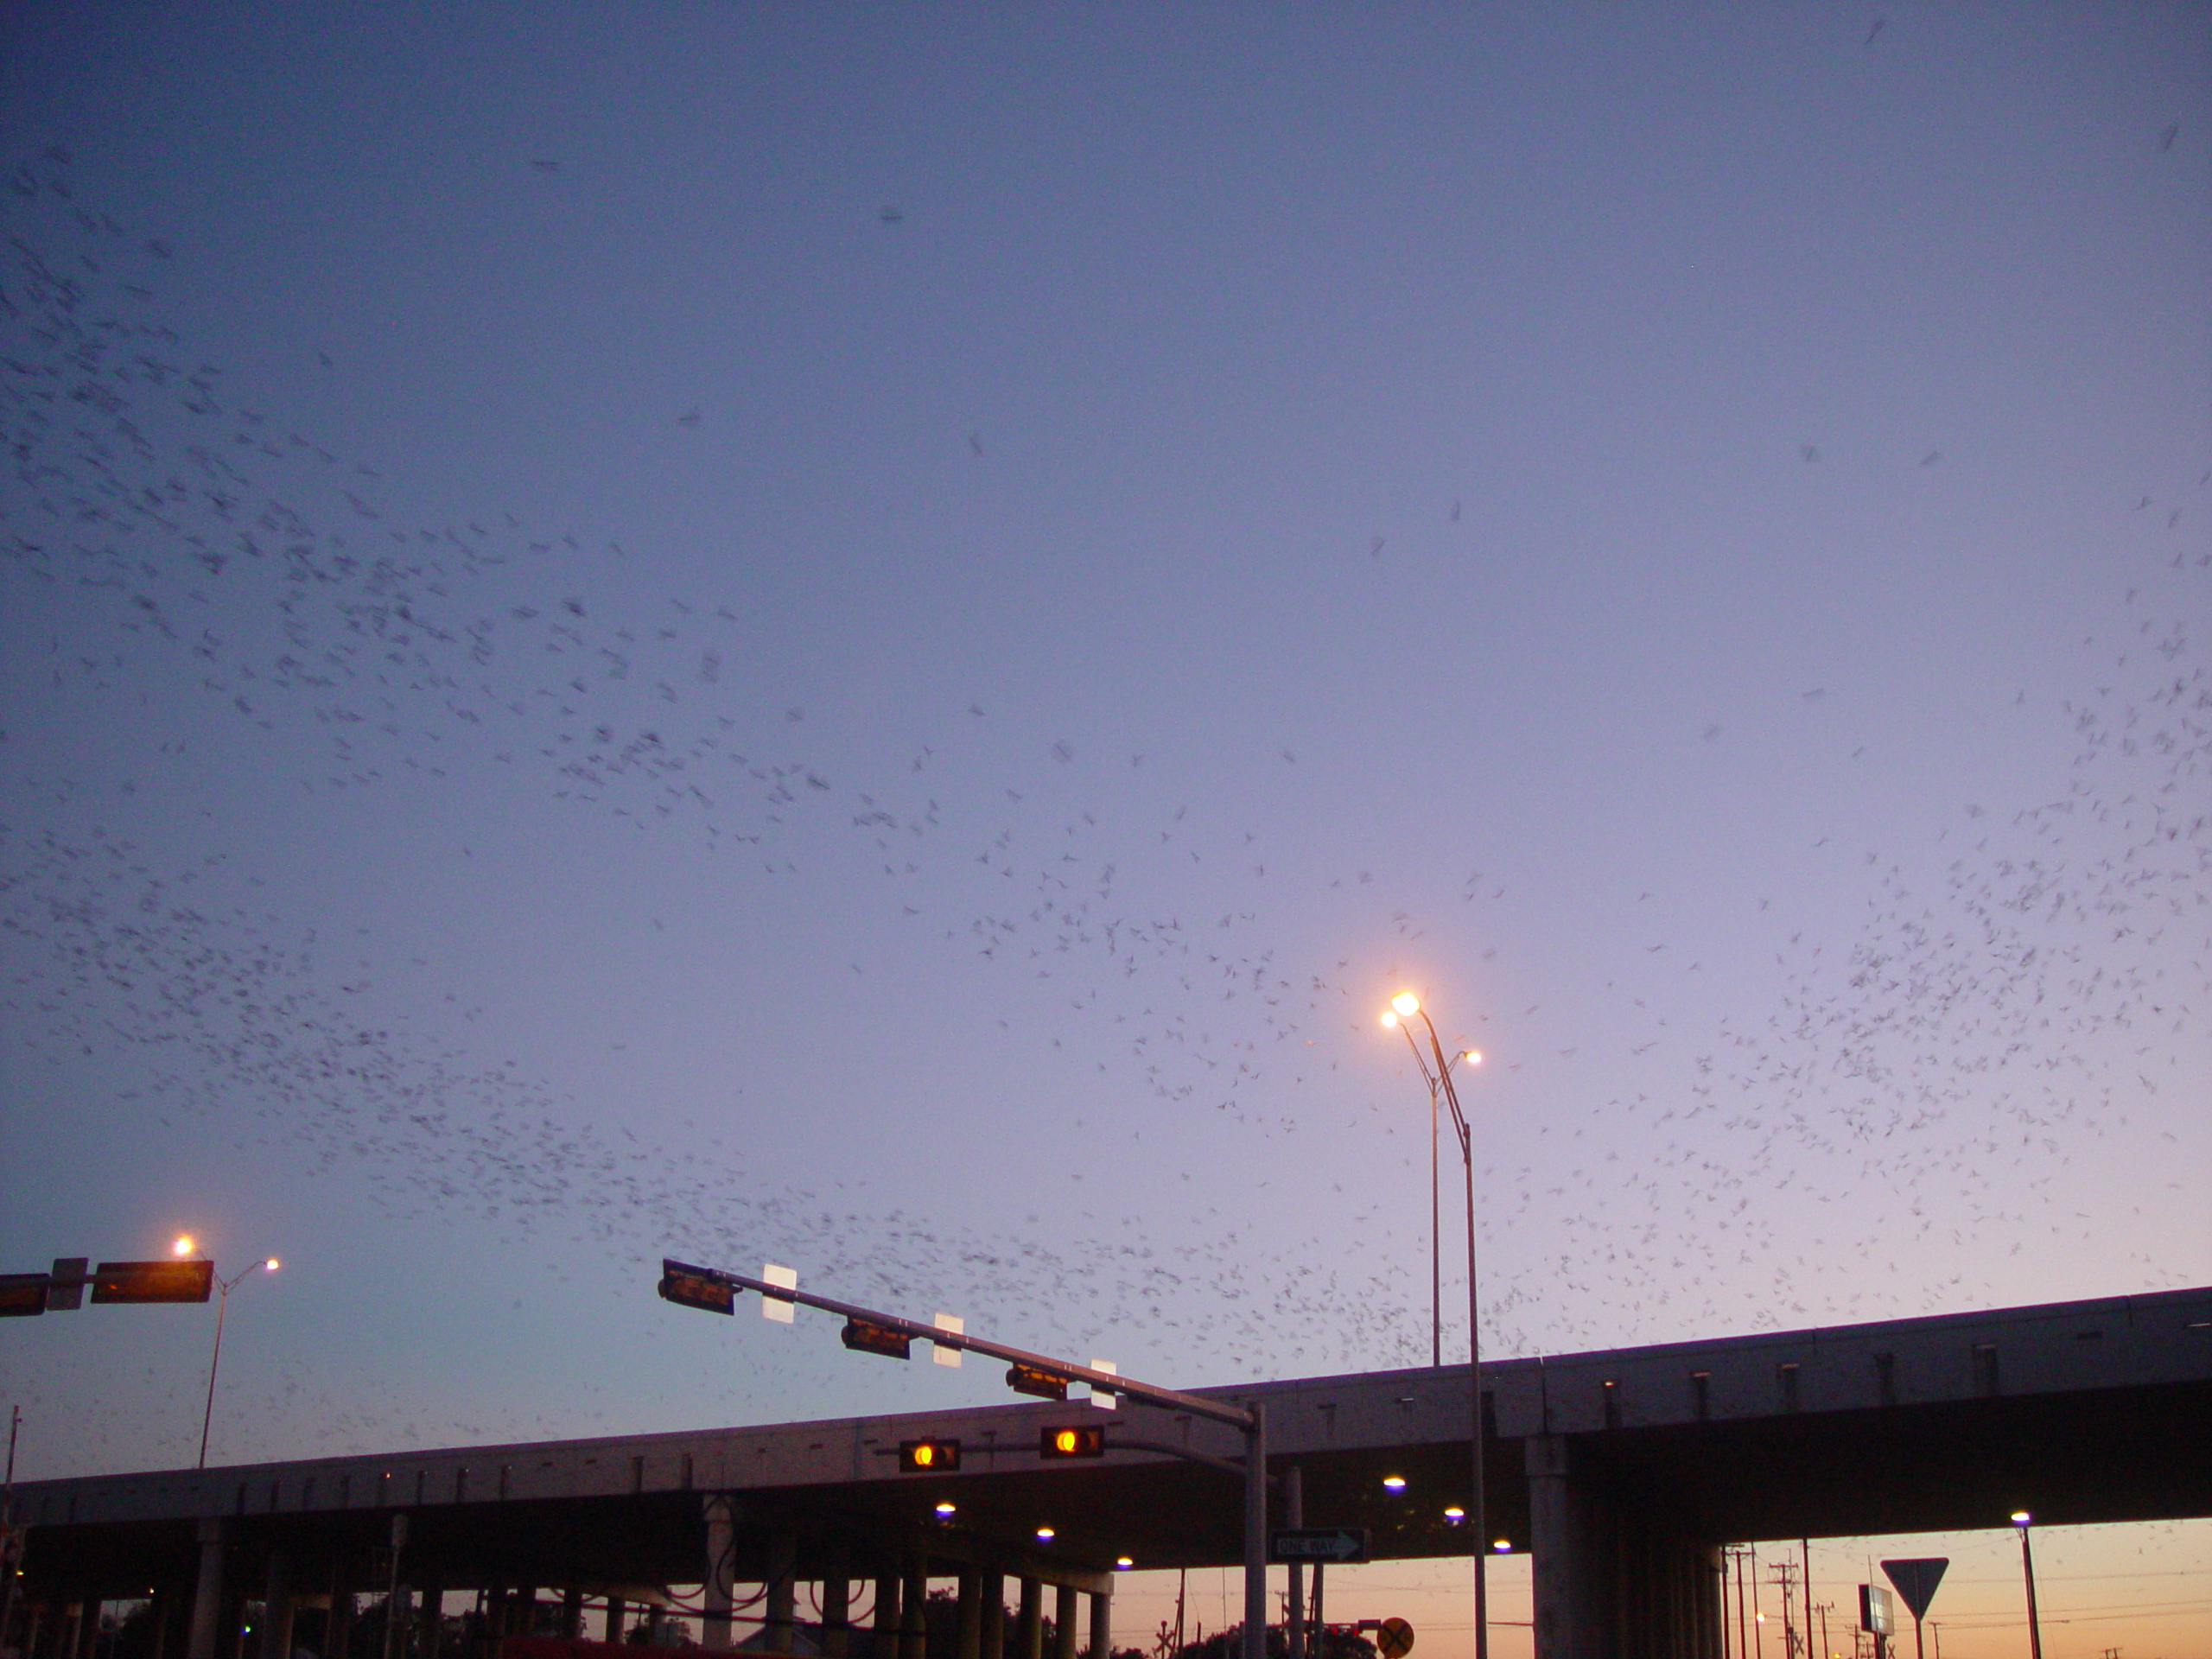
762;1262;798;1323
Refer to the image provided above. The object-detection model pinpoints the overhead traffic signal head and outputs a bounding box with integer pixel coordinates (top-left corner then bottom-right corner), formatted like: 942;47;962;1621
90;1260;213;1305
0;1274;48;1319
1039;1424;1105;1459
1006;1363;1069;1401
899;1439;961;1473
658;1261;736;1314
842;1318;912;1360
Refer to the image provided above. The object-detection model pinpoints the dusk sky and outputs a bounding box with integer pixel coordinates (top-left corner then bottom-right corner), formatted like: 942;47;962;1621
3;6;2208;1653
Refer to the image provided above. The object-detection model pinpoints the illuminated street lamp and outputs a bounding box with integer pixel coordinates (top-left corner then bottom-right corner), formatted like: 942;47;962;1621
192;1248;279;1469
1379;992;1490;1659
2009;1512;2043;1659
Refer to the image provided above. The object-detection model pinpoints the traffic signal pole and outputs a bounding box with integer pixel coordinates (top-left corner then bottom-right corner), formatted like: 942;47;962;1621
664;1262;1271;1659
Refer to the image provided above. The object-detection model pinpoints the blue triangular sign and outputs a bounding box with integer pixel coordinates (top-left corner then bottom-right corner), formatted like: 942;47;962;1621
1880;1559;1949;1620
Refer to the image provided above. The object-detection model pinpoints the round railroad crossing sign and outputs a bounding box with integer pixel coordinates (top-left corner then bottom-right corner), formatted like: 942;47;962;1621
1376;1618;1414;1659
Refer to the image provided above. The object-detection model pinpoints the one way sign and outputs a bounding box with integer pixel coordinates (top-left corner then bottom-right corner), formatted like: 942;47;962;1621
1270;1528;1370;1564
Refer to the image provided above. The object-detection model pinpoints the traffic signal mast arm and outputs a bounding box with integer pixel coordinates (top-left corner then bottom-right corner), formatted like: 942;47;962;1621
663;1260;1254;1433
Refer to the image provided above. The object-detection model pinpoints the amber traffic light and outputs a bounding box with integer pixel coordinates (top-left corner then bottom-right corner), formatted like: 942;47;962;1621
1039;1424;1105;1459
899;1439;962;1472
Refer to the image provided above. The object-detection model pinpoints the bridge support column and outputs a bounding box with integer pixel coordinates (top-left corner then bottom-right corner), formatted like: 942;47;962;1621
1529;1436;1604;1659
763;1535;798;1655
818;1544;850;1659
977;1575;1003;1659
74;1602;100;1659
899;1559;927;1659
560;1589;582;1642
956;1573;981;1659
262;1554;295;1659
188;1521;226;1659
702;1497;737;1651
1085;1592;1109;1659
1014;1580;1041;1659
418;1586;442;1659
873;1567;900;1659
1529;1436;1723;1659
1052;1588;1075;1659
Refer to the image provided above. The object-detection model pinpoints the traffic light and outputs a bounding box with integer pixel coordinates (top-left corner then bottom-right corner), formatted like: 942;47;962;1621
842;1318;912;1360
1039;1424;1105;1459
898;1439;962;1472
658;1261;735;1315
0;1275;48;1318
89;1260;213;1304
1007;1363;1069;1401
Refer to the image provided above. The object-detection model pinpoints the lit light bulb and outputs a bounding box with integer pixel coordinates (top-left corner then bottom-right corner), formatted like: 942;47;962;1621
264;1257;280;1272
1390;992;1421;1017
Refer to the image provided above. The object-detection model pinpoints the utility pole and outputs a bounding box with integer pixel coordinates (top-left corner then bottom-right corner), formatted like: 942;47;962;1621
1770;1563;1801;1659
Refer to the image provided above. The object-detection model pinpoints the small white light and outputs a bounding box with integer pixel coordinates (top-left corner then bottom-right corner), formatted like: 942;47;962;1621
1443;1507;1465;1522
1382;1475;1407;1492
1115;1558;1133;1571
1492;1539;1511;1554
1036;1527;1056;1542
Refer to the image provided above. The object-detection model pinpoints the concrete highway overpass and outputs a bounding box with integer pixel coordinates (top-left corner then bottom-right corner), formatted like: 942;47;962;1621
9;1285;2209;1659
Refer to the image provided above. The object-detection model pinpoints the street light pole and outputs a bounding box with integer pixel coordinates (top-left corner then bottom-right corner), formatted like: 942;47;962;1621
193;1250;278;1470
2009;1513;2043;1659
1381;994;1487;1659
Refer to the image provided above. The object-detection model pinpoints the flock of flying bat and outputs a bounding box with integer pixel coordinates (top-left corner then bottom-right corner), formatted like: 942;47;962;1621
3;139;2207;1459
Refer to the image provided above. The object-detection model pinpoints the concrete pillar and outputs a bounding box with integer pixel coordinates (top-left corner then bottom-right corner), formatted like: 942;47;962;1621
1014;1581;1041;1659
1284;1465;1304;1659
762;1535;798;1656
873;1570;900;1659
560;1592;583;1643
1528;1435;1596;1659
73;1602;99;1659
976;1578;1002;1659
328;1567;354;1659
1084;1596;1108;1659
1052;1590;1076;1659
418;1588;443;1659
263;1555;296;1659
149;1595;172;1659
516;1592;538;1642
646;1605;665;1647
701;1497;737;1652
602;1599;623;1649
897;1560;925;1659
818;1544;850;1659
955;1574;981;1659
188;1521;227;1659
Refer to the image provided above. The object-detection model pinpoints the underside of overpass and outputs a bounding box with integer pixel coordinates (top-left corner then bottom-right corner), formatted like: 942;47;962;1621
10;1287;2210;1659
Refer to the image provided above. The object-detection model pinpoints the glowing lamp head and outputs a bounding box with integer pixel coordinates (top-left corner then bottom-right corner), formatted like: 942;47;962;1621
934;1503;956;1517
264;1257;280;1273
1035;1527;1055;1542
1379;1011;1398;1029
1390;992;1421;1018
1492;1539;1512;1554
1115;1558;1133;1570
172;1236;195;1258
1443;1506;1465;1523
1462;1049;1483;1067
2011;1510;2031;1527
1382;1474;1407;1492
